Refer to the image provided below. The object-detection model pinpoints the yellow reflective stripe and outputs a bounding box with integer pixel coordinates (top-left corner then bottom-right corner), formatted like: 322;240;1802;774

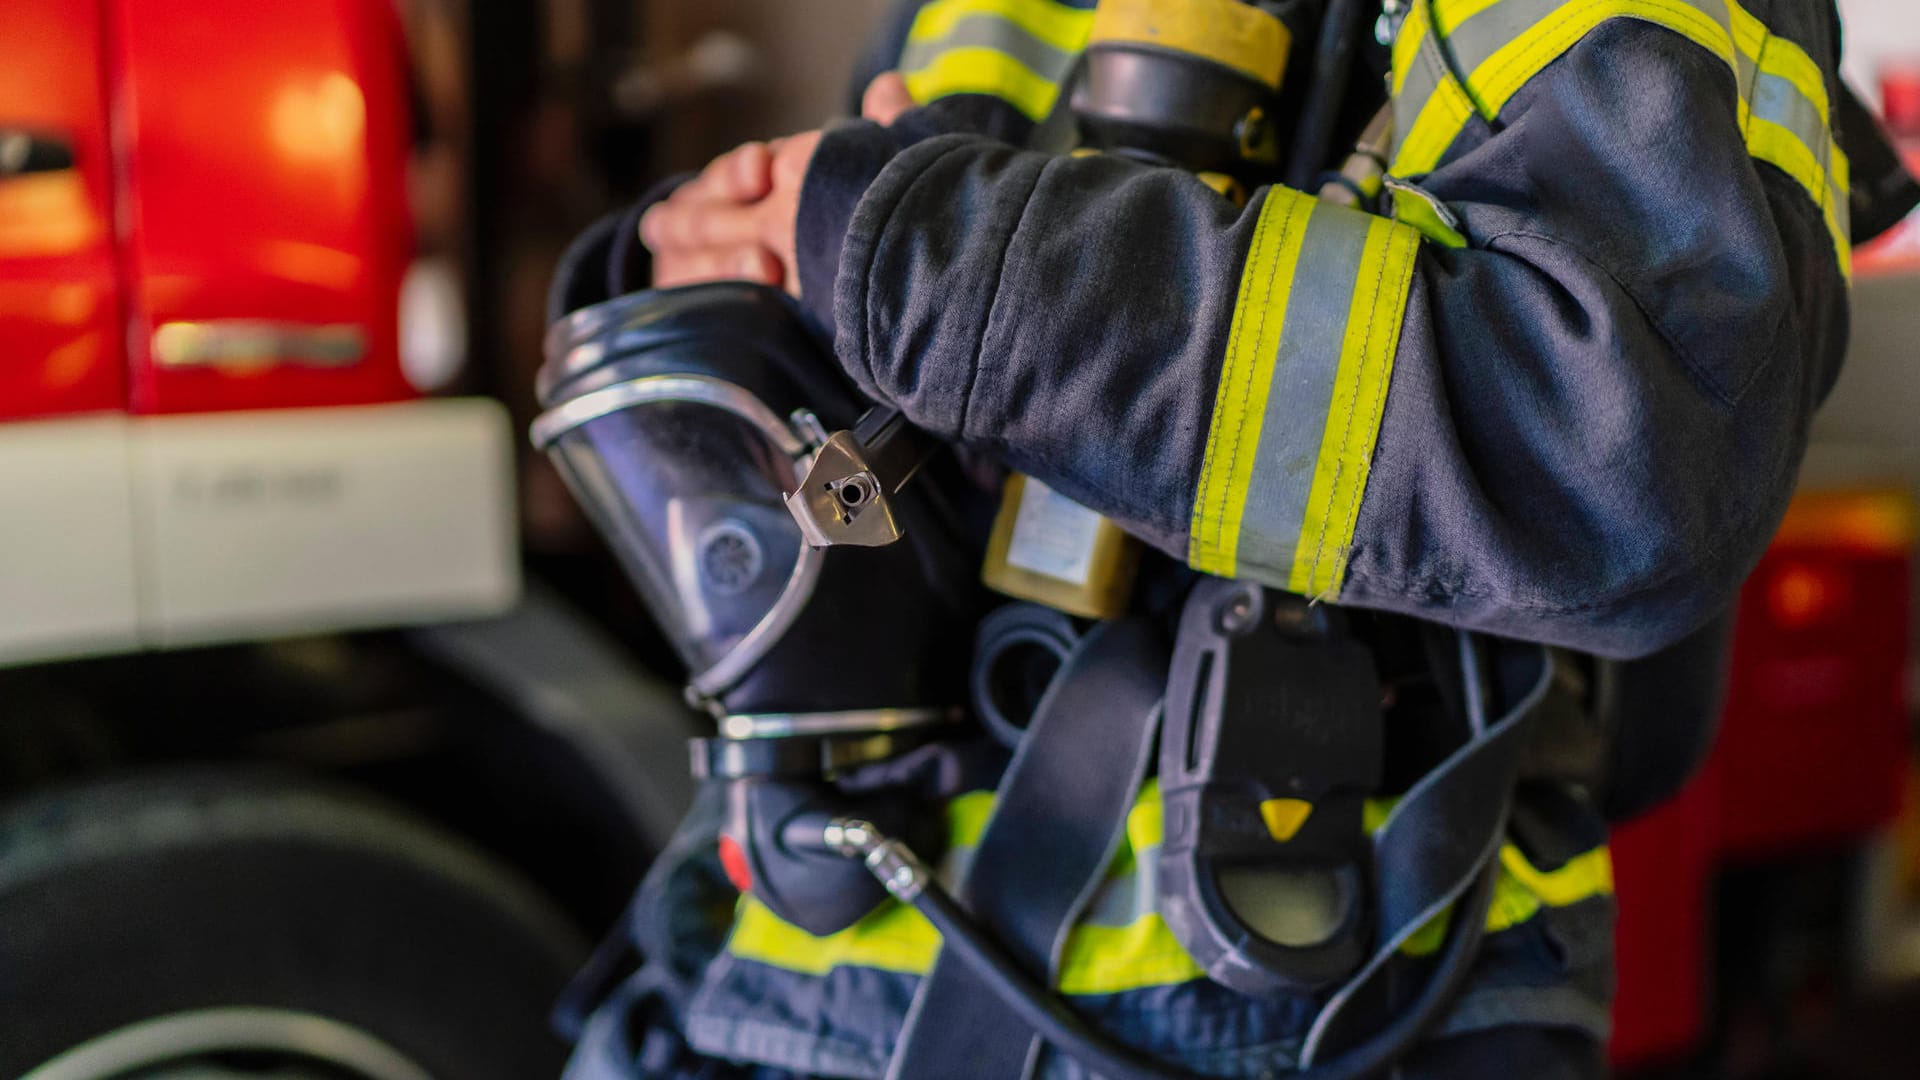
907;0;1095;54
1741;8;1829;119
1104;778;1165;877
1192;189;1421;593
1057;914;1205;994
901;0;1094;120
1746;116;1829;222
1746;119;1852;277
1391;189;1470;248
725;789;997;976
1390;0;1853;273
1472;0;1733;122
1400;843;1614;956
1287;217;1421;598
1189;188;1317;578
1433;0;1505;32
900;48;1066;121
949;789;996;846
1727;0;1768;62
1501;843;1614;906
1392;70;1479;178
1745;31;1853;275
730;778;1611;992
1127;778;1165;849
1391;1;1432;96
729;893;941;976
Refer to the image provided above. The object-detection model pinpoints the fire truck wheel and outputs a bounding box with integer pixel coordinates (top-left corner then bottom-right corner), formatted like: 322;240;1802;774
0;768;589;1080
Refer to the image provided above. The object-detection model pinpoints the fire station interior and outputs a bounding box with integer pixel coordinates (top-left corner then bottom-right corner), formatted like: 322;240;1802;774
2;0;1920;1077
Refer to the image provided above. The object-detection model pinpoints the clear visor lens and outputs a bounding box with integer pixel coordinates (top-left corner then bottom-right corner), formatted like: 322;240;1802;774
545;397;803;675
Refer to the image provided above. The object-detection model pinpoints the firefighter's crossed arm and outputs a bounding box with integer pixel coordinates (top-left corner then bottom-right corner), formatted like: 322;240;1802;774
649;1;1853;661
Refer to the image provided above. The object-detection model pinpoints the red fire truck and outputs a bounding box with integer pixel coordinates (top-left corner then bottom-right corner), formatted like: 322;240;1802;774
0;2;690;1075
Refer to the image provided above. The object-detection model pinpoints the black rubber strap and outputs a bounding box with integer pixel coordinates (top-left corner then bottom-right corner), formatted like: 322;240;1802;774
1299;644;1555;1065
887;617;1168;1080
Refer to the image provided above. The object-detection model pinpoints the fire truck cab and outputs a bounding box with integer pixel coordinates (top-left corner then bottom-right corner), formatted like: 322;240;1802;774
0;3;683;1075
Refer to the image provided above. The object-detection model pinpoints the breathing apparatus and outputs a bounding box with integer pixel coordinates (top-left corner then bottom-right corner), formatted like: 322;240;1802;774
533;283;978;935
535;1;1522;1076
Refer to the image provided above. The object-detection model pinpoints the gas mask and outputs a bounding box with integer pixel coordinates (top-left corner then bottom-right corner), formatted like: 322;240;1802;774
533;282;973;717
534;283;974;934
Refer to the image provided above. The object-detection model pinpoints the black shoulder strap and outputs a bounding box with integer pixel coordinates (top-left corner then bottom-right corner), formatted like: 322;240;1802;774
887;617;1168;1080
1839;84;1920;246
1300;642;1554;1065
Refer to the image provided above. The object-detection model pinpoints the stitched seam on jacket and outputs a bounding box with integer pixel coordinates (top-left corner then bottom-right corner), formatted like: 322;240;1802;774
1304;223;1396;591
1338;226;1790;619
964;151;1056;440
1422;0;1488;123
1191;190;1276;563
1213;191;1309;562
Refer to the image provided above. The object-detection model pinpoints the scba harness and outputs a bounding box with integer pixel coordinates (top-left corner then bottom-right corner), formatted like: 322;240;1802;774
534;281;1625;1080
531;0;1737;1075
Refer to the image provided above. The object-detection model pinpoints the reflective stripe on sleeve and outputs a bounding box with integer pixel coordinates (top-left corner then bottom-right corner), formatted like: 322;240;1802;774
1188;188;1422;597
898;0;1097;121
1389;0;1852;275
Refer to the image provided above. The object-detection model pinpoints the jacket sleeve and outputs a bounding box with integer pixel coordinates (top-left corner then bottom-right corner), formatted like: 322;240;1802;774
801;14;1852;659
799;0;1093;311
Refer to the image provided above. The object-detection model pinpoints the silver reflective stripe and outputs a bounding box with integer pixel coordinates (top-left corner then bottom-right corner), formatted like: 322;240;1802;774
1735;43;1759;99
1437;0;1566;78
899;13;1077;83
1751;68;1847;224
1446;0;1733;79
1393;18;1450;162
1232;208;1375;580
1392;0;1741;167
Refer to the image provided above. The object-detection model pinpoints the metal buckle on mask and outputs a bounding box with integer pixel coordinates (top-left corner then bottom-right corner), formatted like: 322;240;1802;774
531;373;829;713
785;406;935;549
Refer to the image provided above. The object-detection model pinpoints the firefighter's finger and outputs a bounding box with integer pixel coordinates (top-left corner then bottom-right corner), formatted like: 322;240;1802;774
641;199;764;252
656;142;774;212
652;244;784;289
767;130;823;190
680;141;774;204
862;72;914;126
720;141;775;201
735;245;786;286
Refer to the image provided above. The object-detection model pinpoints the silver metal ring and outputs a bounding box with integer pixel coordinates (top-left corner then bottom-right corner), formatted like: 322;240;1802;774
717;706;957;741
529;373;808;457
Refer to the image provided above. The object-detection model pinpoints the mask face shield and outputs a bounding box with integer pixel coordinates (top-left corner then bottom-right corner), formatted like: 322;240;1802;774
534;366;823;704
535;283;976;716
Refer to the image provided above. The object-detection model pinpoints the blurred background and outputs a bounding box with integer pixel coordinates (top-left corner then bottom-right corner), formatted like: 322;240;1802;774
1;0;1919;1076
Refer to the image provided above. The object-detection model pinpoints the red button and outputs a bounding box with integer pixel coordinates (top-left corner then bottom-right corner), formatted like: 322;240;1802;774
718;834;754;893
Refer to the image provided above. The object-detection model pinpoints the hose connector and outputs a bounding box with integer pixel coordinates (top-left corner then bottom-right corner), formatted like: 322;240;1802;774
822;816;933;903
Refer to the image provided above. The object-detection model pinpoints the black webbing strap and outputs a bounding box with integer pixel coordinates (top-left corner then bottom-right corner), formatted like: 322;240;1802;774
1298;642;1555;1065
887;617;1168;1080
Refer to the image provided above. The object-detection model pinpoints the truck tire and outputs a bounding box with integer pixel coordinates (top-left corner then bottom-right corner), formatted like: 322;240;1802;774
0;769;588;1079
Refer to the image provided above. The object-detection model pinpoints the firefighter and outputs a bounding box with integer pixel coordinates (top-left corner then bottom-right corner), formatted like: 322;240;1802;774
554;0;1913;1076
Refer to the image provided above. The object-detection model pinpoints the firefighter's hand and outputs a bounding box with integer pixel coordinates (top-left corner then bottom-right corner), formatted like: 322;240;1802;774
642;73;913;296
642;140;788;289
